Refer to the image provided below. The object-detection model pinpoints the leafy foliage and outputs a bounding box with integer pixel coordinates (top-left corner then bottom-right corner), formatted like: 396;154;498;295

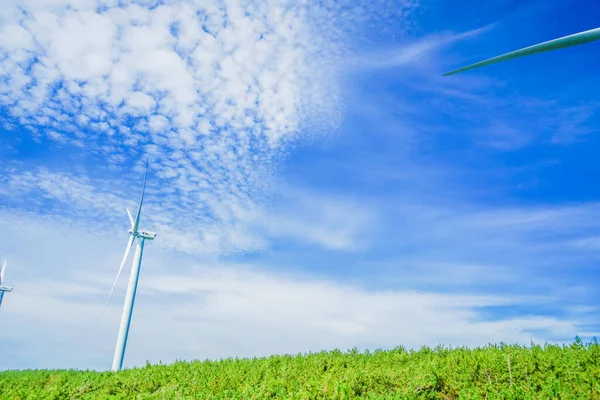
1;338;600;399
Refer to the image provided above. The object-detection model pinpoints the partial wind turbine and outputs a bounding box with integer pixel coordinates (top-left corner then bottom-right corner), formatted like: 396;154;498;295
0;259;13;309
444;26;600;76
101;160;156;372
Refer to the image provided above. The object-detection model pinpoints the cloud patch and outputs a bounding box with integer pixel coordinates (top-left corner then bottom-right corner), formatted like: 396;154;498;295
0;0;419;259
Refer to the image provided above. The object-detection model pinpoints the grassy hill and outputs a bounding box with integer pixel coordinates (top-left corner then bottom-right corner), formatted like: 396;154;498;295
1;338;599;399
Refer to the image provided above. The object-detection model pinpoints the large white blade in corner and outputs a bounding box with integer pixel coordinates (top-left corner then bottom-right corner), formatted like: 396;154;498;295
0;260;6;284
443;27;600;76
99;235;135;320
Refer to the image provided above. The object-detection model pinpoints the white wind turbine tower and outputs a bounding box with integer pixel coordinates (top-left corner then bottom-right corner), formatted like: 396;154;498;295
100;160;157;372
0;259;13;309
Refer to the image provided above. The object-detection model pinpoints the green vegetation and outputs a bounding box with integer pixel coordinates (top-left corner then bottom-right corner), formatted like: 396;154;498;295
1;337;599;399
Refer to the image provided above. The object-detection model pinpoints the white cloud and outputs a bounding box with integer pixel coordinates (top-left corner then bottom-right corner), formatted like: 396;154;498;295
0;167;378;256
258;188;377;251
126;92;156;114
352;23;497;71
0;0;342;141
1;0;400;259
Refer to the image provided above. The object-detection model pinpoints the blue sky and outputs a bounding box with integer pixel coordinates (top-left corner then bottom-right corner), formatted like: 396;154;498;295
1;0;599;371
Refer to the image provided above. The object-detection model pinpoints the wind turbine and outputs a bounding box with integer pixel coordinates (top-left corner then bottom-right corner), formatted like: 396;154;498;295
101;160;156;372
0;259;13;309
444;26;600;76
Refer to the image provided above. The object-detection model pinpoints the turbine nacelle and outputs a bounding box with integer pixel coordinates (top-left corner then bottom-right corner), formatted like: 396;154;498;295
137;230;156;240
0;285;13;292
127;229;156;240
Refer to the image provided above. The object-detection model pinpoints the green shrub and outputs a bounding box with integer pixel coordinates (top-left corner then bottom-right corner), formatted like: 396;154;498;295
1;339;599;399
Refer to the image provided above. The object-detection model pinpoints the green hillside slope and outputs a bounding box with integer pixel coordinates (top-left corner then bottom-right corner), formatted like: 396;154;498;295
1;338;599;399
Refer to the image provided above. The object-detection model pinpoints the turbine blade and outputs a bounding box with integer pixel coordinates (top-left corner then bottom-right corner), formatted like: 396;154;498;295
0;259;6;284
132;160;148;234
443;27;600;76
99;235;135;320
126;208;134;228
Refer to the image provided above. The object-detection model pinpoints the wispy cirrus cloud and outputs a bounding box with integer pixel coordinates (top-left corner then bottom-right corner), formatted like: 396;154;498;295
353;23;497;70
0;0;418;258
0;166;377;256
